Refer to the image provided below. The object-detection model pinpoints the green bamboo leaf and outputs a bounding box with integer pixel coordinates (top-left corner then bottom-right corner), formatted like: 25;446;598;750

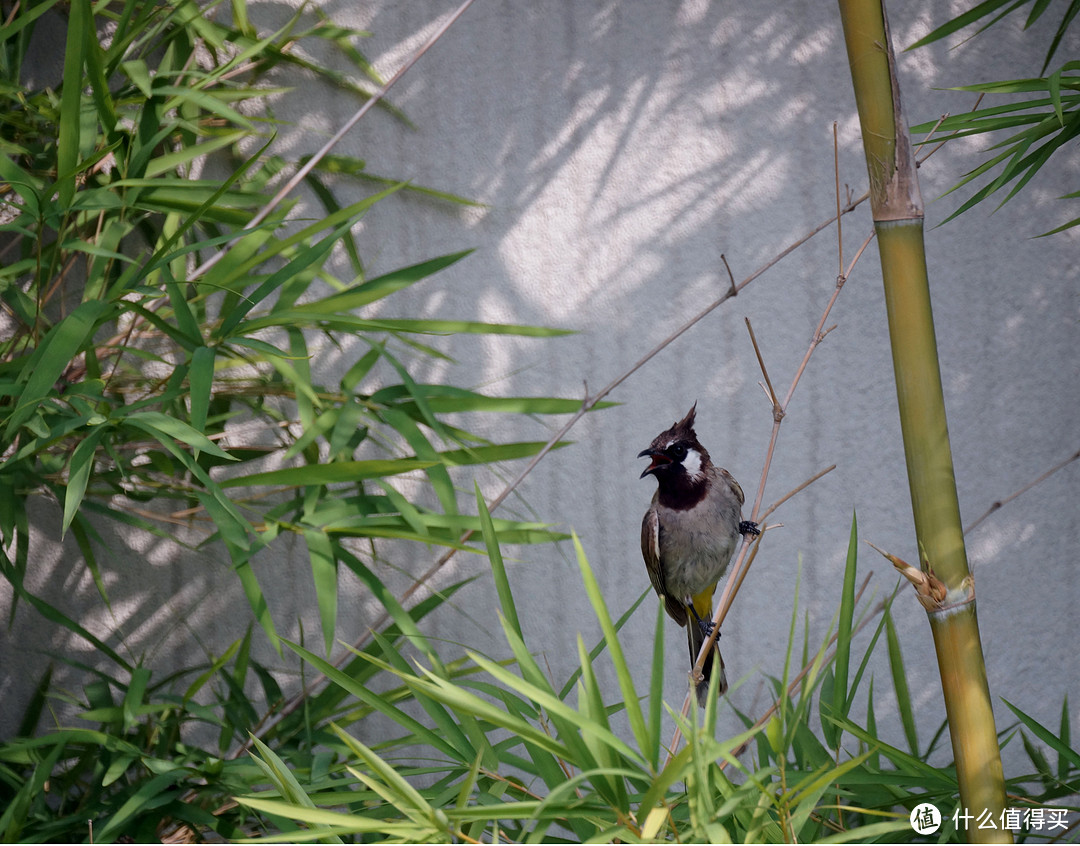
121;58;153;98
475;482;521;639
233;556;279;654
233;795;404;838
817;820;914;843
412;664;576;762
217;219;355;339
907;0;1021;50
368;385;611;415
573;636;628;810
15;664;53;738
1040;1;1080;74
122;411;233;460
88;768;188;843
328;399;367;458
1049;65;1066;125
437;440;570;467
206;185;400;295
0;154;43;216
305;529;337;654
187;345;215;445
183;638;242;703
163;273;203;345
558;587;652;699
121;666;151;729
648;597;665;771
789;750;873;832
341;348;381;393
5;299;108;437
83;12;116;134
282;640;460;760
62;427;106;537
335;546;445;673
56;0;90;208
292;250;474;314
1060;694;1072;780
0;0;61;43
220;459;436;489
884;606;919;755
247;736;344;844
373;479;427;539
144;131;249;178
332;724;443;827
573;532;650;758
830;512;859;742
365;628;480;765
1002;698;1080;773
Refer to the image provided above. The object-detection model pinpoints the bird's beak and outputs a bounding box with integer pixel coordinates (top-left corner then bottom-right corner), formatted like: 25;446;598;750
638;447;670;479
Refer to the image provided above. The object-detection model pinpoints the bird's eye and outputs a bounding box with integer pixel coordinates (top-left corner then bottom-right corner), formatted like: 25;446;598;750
670;444;687;460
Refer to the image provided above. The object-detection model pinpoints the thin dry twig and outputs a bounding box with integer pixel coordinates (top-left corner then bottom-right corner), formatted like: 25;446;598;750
964;447;1080;535
760;464;837;523
834;122;843;277
914;94;984;166
665;161;877;764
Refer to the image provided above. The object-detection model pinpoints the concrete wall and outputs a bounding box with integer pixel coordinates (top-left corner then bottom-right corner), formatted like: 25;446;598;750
4;0;1078;779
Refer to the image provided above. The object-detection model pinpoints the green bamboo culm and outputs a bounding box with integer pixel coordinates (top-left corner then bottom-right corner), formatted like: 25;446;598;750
836;1;1011;842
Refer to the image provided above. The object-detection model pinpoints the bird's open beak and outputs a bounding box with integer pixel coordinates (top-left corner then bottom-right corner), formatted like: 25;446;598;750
638;447;670;478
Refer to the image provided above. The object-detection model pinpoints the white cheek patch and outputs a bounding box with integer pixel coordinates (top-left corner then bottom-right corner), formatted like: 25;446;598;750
681;448;703;480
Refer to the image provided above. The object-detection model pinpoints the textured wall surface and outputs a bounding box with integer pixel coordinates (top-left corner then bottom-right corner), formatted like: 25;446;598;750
3;0;1078;776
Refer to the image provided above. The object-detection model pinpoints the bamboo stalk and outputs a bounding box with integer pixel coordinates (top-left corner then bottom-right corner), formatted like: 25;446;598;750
837;1;1010;841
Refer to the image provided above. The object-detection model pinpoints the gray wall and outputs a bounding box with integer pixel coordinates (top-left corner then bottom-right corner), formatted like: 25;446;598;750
3;0;1078;778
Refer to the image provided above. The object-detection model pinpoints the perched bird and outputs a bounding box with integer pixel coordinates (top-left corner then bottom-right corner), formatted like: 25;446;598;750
639;403;757;706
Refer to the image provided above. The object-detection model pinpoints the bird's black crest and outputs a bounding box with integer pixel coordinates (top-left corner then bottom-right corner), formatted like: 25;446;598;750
648;403;706;457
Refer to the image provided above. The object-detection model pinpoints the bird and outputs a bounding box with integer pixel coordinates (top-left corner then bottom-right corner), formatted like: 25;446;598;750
638;403;757;706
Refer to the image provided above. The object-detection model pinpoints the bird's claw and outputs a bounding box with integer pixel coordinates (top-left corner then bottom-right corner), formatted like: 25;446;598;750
739;520;760;537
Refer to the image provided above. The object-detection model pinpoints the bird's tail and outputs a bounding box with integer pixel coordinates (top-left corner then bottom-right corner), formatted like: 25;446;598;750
687;618;728;706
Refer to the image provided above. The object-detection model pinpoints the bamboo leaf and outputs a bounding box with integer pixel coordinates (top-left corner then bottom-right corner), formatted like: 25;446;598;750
56;0;90;209
187;345;215;444
291;250;474;313
884;606;918;756
62;427;106;537
5;300;108;437
475;482;521;639
1002;698;1080;773
829;512;859;745
907;0;1024;50
573;532;651;759
220;459;436;489
305;529;338;655
122;411;234;460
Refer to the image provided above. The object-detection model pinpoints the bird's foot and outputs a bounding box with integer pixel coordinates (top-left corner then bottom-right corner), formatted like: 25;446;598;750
685;599;719;639
739;520;760;537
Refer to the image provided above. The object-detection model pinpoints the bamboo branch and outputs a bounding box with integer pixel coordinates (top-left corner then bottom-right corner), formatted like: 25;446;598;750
665;136;877;760
964;448;1080;535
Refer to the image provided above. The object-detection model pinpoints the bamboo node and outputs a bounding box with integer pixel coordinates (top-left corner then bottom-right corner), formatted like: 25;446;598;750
865;540;956;611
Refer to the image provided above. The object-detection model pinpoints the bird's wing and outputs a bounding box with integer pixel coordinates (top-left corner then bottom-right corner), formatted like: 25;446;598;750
641;505;687;626
716;467;746;507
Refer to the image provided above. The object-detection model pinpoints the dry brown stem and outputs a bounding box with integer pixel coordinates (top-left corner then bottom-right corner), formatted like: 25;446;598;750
664;134;877;760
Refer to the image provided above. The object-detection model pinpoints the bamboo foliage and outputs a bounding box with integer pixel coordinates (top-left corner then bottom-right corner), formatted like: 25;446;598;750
837;0;1011;842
